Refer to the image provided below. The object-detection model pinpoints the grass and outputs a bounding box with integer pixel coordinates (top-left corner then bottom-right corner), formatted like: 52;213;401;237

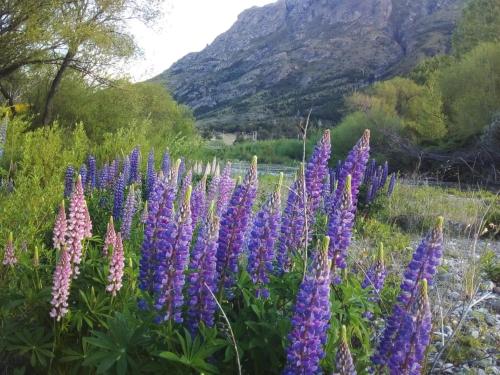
374;182;499;237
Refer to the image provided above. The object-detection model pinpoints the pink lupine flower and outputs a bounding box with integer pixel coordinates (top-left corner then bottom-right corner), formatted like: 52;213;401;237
83;200;92;239
2;232;17;266
53;201;67;250
66;175;87;276
103;216;116;257
106;232;125;296
49;246;72;321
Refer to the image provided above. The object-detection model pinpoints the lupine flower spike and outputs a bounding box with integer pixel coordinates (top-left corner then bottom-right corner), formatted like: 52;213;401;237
388;279;432;374
216;156;258;298
2;232;17;266
139;161;179;296
53;201;67;250
328;174;355;284
217;162;235;215
141;201;149;224
121;185;137;240
276;164;306;273
49;246;72;320
113;174;125;221
284;236;331;375
247;173;282;298
67;175;89;276
373;217;443;367
330;129;370;216
106;232;125;296
362;242;387;297
336;325;357;375
154;185;193;323
187;201;220;333
146;149;156;199
305;129;331;218
103;216;116;257
64;166;74;198
387;173;396;197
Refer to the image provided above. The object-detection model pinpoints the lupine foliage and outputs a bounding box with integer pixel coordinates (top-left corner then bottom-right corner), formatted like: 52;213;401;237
0;132;445;375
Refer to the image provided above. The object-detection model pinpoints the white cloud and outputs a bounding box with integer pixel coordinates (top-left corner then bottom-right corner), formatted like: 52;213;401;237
128;0;276;81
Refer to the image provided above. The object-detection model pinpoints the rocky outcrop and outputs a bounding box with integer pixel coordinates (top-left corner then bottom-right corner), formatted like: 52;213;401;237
153;0;464;137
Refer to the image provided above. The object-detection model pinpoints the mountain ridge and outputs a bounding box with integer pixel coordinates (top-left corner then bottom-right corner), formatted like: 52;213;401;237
153;0;465;137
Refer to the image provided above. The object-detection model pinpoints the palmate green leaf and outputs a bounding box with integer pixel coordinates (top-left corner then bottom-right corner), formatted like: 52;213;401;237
6;327;54;369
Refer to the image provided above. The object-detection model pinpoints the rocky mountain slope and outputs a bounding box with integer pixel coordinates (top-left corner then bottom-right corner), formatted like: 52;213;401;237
153;0;465;137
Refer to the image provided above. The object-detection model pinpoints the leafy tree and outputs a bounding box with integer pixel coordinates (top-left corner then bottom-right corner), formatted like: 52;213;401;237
438;42;500;139
452;0;500;56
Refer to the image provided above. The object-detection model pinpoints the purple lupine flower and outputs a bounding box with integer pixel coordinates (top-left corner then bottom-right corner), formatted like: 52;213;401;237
79;164;87;187
216;156;258;298
387;280;432;375
362;243;387;296
121;186;137;240
336;325;357;375
0;117;6;159
2;232;17;266
328;174;355;284
103;216;116;257
87;155;96;192
191;173;207;230
284;237;331;375
161;150;170;175
187;201;220;333
364;159;376;184
106;232;125;296
387;173;396;197
113;174;125;221
154;185;193;323
305;129;331;217
139;169;178;295
64;166;74;198
98;162;109;189
330;129;370;215
146;149;156;199
66;175;88;276
53;201;67;250
276;164;305;274
122;156;130;185
217;162;235;215
129;147;140;184
373;217;443;367
110;159;119;184
247;174;282;298
381;161;389;187
49;246;72;320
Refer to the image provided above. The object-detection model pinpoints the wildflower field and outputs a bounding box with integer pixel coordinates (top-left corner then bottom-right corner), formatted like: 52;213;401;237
0;120;497;375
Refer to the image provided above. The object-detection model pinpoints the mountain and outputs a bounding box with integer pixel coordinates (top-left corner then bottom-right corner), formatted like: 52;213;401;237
153;0;465;137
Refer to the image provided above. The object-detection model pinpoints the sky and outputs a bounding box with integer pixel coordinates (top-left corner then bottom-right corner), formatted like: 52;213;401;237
128;0;276;81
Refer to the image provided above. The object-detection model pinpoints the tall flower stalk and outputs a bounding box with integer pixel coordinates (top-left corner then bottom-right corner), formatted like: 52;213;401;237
216;156;258;298
106;232;125;296
53;201;67;250
121;185;137;240
139;161;179;295
328;174;355;284
49;246;72;321
187;201;220;333
336;325;357;375
154;185;193;323
103;216;116;257
276;164;305;273
2;232;17;266
113;174;125;221
217;162;235;215
146;149;156;199
284;236;331;375
373;217;443;368
67;175;90;276
64;166;74;198
247;174;282;298
305;129;331;218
